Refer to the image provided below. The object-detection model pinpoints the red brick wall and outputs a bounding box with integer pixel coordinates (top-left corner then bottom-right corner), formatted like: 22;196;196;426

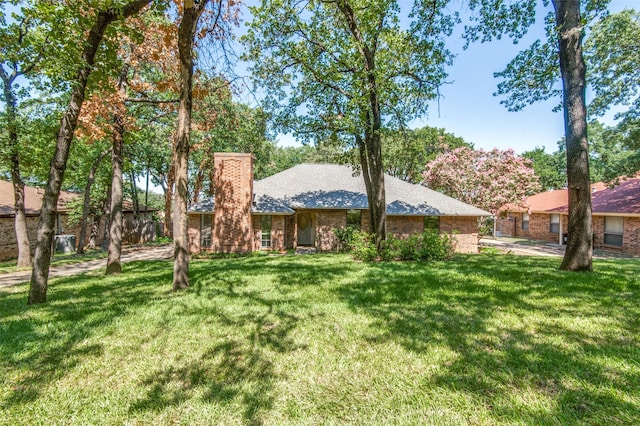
213;153;253;253
593;215;640;256
316;210;346;251
526;213;565;244
440;216;480;253
387;216;423;238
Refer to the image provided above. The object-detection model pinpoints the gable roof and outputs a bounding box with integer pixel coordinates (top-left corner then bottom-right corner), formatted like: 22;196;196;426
502;179;640;216
0;179;78;217
191;164;491;217
501;182;607;213
589;178;640;215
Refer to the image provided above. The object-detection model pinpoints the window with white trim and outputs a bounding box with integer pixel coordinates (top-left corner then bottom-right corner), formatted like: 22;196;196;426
261;215;272;248
604;216;623;247
550;214;560;234
522;213;530;231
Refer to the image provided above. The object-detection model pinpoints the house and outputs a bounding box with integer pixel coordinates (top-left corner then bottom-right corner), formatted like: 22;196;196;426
0;179;158;260
187;153;491;254
496;178;640;256
0;180;79;260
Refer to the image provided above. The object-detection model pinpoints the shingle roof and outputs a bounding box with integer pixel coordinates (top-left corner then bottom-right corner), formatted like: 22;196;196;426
191;164;491;216
0;179;78;217
590;178;640;214
501;183;607;213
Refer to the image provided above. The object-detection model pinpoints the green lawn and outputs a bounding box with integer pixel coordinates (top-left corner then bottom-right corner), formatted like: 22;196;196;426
1;254;639;425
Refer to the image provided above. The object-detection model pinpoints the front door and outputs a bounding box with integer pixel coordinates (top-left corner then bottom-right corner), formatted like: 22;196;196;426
297;213;314;246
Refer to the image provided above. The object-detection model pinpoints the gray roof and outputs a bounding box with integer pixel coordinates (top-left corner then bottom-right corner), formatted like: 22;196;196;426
190;164;491;216
254;164;490;216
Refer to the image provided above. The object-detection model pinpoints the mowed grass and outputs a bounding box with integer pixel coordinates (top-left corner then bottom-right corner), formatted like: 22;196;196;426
1;254;639;425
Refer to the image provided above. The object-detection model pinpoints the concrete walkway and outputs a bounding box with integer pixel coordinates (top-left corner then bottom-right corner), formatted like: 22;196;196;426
480;237;637;259
0;245;173;289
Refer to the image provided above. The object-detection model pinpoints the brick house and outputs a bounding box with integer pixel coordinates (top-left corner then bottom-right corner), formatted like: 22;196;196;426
0;179;157;260
188;153;491;254
496;178;640;256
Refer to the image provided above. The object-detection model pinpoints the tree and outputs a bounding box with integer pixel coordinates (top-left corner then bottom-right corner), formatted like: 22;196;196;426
28;0;152;305
423;147;540;215
244;0;454;250
585;8;640;177
382;126;472;183
465;0;611;271
0;3;50;267
521;146;566;190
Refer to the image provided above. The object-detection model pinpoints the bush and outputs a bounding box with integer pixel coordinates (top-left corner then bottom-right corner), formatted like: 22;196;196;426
333;226;357;252
334;228;454;262
380;231;454;262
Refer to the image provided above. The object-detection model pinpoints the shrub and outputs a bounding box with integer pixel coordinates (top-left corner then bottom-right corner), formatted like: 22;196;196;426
333;226;357;252
350;231;378;262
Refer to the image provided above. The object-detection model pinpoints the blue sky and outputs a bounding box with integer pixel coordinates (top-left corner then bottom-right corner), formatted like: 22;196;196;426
237;0;638;155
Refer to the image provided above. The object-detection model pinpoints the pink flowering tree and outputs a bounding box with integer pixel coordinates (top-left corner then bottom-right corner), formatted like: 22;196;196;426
423;147;541;214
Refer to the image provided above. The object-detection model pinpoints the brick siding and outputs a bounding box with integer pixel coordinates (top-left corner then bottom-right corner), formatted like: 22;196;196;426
315;210;346;251
387;216;423;238
213;153;253;253
440;216;480;253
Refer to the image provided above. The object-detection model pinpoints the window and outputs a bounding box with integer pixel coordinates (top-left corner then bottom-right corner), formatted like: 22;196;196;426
346;209;361;229
604;216;623;247
424;216;440;232
201;215;212;249
550;214;560;234
261;215;272;248
522;213;530;231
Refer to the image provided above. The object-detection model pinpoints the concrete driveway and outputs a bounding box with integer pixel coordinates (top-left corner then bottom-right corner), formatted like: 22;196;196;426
0;245;173;289
480;237;637;259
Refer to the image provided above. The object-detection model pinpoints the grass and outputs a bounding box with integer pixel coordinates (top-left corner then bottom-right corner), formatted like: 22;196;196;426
1;254;639;425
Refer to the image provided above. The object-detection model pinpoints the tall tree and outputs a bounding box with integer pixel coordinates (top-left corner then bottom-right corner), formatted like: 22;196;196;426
466;0;611;271
0;4;48;267
522;146;567;190
172;0;210;290
382;126;472;183
244;0;454;250
28;0;152;305
423;147;540;214
585;8;640;178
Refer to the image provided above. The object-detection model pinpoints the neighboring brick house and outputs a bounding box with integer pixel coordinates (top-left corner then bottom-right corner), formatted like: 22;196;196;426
497;178;640;256
188;153;491;254
0;179;157;260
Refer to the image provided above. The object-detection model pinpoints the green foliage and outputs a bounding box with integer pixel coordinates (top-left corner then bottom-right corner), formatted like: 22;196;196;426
242;0;454;155
521;146;567;190
382;125;473;183
381;231;454;262
349;231;378;262
335;228;454;262
333;226;357;253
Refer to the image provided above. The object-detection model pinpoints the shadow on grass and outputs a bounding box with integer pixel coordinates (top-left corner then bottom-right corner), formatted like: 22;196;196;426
127;255;344;424
335;255;640;424
0;260;173;408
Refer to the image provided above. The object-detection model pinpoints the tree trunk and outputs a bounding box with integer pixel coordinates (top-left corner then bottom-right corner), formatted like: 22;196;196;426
335;0;386;252
100;179;112;251
106;65;128;275
164;155;174;238
77;149;108;254
1;71;32;268
173;0;209;291
28;0;151;304
553;0;593;272
106;129;124;274
129;170;139;219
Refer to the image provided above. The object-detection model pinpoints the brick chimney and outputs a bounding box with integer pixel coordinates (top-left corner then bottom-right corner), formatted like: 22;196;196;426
213;153;254;252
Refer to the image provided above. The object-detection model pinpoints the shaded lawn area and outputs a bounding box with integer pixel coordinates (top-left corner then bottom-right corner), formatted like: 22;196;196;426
1;254;639;425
